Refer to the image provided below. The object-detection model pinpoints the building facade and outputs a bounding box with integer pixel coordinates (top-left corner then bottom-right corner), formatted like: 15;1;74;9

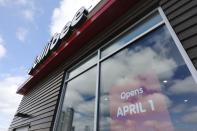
9;0;197;131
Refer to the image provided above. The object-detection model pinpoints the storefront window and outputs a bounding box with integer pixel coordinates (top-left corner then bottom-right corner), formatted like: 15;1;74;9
68;54;97;79
99;25;197;131
57;67;97;131
56;9;197;131
101;11;163;58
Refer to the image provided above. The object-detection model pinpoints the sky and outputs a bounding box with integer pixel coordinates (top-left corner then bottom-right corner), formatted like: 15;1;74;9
0;0;100;130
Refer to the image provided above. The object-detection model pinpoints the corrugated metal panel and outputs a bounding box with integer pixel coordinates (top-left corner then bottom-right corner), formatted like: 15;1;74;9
8;70;64;131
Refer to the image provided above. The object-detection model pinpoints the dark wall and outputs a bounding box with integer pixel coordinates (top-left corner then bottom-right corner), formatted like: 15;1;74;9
9;0;197;131
8;70;64;131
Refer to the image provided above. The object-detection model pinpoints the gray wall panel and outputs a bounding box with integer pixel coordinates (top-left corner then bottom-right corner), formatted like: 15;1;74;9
9;69;64;131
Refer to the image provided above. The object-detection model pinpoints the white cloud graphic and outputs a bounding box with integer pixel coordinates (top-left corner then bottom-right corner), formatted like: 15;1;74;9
101;46;177;94
169;76;197;94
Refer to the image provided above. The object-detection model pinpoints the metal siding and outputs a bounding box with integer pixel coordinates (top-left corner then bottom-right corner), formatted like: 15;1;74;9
9;70;64;131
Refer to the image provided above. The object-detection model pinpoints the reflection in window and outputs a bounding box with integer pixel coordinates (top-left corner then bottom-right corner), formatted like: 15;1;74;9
101;11;163;58
57;67;96;131
68;54;97;79
99;25;197;131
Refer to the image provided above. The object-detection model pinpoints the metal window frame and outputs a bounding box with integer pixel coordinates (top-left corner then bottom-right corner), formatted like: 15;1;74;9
53;7;197;131
52;72;68;131
99;8;162;53
158;7;197;83
66;51;98;80
99;21;164;63
94;50;101;131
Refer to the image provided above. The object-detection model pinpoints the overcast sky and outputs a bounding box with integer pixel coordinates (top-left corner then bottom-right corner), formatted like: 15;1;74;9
0;0;100;130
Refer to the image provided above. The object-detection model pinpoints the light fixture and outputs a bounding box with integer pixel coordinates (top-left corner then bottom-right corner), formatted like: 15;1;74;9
163;80;168;83
184;99;188;103
104;97;109;101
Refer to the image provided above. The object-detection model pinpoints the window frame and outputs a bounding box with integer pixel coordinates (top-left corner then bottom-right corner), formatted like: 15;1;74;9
53;7;197;131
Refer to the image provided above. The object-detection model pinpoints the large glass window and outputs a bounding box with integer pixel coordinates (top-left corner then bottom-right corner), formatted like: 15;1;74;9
101;11;163;58
99;25;197;131
68;54;97;79
56;9;197;131
57;67;97;131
